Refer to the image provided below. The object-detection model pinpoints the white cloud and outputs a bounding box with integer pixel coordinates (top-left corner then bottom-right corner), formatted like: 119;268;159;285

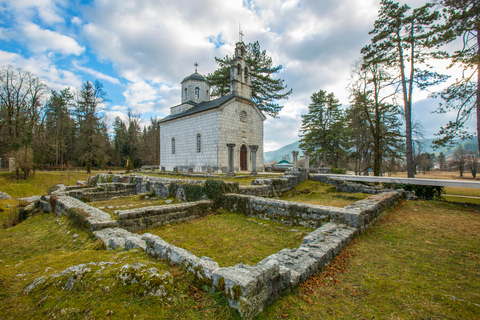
3;0;66;25
72;61;121;84
0;50;82;91
0;0;466;150
21;23;85;55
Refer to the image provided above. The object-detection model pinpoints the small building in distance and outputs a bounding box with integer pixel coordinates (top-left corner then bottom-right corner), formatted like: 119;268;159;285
159;41;266;174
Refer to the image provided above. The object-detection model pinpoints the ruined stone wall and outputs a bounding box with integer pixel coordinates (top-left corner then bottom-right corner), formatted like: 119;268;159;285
221;191;404;230
65;183;136;202
240;172;308;197
116;200;213;232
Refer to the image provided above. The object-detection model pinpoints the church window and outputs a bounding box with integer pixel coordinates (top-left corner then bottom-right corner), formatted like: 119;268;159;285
195;87;200;99
171;138;175;154
184;88;187;100
244;67;248;81
196;134;201;153
237;64;241;75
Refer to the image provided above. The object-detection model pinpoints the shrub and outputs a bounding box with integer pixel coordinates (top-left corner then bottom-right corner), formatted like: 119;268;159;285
205;179;239;204
384;183;445;200
2;209;19;229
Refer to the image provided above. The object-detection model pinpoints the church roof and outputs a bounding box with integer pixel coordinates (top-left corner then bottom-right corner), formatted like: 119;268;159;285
181;72;207;83
159;94;236;123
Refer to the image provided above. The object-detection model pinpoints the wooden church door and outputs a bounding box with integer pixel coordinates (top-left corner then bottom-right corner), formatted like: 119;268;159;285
240;145;247;171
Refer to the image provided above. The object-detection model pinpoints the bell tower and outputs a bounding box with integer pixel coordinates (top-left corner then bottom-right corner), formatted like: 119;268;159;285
230;40;252;100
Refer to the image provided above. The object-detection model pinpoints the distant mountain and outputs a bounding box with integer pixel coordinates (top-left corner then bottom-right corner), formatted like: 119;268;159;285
416;137;478;156
264;141;303;163
264;137;479;164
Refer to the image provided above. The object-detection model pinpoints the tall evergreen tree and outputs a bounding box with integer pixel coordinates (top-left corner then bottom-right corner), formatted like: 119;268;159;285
112;116;128;167
74;81;108;173
299;90;348;168
364;0;447;177
45;88;74;167
206;41;292;118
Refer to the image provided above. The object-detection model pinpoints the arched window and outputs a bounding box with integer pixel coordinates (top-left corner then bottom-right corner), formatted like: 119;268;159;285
171;138;175;154
244;67;248;81
237;63;241;75
184;88;187;100
196;134;201;153
195;87;200;99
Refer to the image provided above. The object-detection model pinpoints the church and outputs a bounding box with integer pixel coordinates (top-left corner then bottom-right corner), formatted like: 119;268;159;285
159;41;266;174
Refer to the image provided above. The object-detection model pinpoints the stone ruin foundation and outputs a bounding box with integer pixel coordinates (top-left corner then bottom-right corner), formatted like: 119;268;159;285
31;172;404;319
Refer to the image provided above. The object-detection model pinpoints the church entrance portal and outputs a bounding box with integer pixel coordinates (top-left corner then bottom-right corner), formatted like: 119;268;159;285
240;145;247;171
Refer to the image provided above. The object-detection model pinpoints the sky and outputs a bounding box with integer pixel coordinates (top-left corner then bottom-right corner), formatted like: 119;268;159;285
0;0;471;152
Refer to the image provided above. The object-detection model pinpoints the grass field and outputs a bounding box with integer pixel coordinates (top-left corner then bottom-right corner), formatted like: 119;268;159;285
1;200;478;319
140;212;312;267
1;171;479;319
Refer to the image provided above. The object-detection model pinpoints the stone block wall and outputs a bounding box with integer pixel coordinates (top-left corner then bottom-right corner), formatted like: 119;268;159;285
116;200;213;232
240;172;308;197
222;194;341;229
221;191;404;230
64;183;136;202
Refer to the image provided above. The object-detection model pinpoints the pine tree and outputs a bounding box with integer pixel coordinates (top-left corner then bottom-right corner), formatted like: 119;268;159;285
432;0;479;152
299;90;347;168
364;0;447;177
206;41;292;118
74;81;108;173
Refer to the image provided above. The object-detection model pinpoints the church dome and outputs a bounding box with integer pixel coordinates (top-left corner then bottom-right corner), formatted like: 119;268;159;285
181;72;207;83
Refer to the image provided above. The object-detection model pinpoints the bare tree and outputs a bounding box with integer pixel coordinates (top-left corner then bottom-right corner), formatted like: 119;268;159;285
0;65;47;173
452;146;468;177
467;153;479;178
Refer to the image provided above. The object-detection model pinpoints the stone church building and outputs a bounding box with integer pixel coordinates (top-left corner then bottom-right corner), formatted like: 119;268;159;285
159;42;265;174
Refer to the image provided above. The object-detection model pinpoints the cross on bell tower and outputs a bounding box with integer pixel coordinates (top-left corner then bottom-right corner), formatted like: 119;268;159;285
194;62;198;73
239;22;244;42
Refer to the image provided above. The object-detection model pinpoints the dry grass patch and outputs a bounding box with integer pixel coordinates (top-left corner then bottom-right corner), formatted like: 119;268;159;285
140;212;313;267
259;200;480;319
391;170;478;181
280;180;370;207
